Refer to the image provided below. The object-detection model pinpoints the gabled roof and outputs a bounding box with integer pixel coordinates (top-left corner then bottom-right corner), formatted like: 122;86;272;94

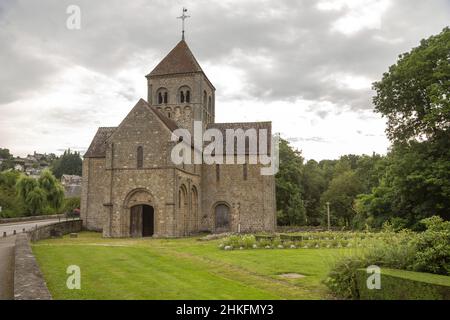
84;127;116;158
84;99;182;159
149;103;179;132
206;122;272;155
147;40;203;77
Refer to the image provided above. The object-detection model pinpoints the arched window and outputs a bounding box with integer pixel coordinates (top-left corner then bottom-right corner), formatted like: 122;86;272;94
203;91;207;107
179;184;188;235
137;146;143;169
208;96;212;114
180;91;185;103
191;186;198;232
156;88;168;104
178;86;191;104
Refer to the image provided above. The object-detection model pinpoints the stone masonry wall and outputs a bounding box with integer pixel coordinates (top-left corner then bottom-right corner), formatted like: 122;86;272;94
148;73;215;133
80;157;107;232
14;233;52;300
28;220;83;242
106;101;182;237
201;160;276;233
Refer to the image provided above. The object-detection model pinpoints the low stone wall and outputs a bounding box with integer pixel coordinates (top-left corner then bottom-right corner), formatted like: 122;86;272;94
0;214;65;224
13;220;83;300
276;225;342;233
29;219;82;242
13;233;52;300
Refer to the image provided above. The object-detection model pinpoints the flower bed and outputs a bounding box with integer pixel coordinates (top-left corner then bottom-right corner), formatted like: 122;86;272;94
218;231;383;250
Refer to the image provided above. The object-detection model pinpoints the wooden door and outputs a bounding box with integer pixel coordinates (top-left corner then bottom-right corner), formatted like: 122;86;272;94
215;204;230;232
130;205;143;237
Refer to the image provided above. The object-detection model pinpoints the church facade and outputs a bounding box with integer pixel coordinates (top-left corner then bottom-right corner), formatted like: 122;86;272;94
80;39;276;237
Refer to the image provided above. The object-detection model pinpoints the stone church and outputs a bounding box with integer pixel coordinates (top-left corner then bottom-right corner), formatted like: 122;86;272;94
80;38;276;237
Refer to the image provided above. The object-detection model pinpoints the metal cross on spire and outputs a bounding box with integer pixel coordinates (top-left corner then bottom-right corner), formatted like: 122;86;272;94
177;7;190;40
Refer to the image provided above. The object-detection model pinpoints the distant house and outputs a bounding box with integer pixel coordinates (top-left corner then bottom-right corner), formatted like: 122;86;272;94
10;151;53;176
13;158;27;172
61;174;82;198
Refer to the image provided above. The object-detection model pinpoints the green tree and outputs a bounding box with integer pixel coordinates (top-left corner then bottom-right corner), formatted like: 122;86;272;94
0;148;14;171
0;171;26;217
15;170;66;216
16;175;38;201
51;149;82;179
25;187;46;215
354;153;385;193
302;160;327;225
373;27;449;143
356;28;450;228
63;197;80;213
38;169;65;212
320;171;364;227
16;175;44;216
275;139;305;225
355;139;450;229
284;193;306;225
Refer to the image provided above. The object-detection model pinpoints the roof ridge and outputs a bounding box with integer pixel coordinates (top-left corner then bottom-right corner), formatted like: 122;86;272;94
209;121;272;125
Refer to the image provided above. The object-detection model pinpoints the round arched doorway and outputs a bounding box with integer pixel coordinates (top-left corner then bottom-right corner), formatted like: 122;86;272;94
130;204;154;237
214;203;230;233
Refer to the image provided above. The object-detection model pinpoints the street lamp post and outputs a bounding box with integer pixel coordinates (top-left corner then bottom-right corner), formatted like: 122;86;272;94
326;202;330;231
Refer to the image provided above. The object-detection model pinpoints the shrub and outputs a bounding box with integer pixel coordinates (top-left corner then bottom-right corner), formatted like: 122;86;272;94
63;197;80;213
259;238;272;248
325;216;450;298
272;237;282;247
221;235;240;248
356;268;450;300
241;234;256;249
364;230;416;270
324;255;366;299
412;216;450;275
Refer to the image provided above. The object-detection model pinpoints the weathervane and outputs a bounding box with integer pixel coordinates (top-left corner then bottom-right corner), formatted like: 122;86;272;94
177;7;190;40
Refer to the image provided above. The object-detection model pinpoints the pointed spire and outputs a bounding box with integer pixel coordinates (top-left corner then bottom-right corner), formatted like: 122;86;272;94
147;40;203;77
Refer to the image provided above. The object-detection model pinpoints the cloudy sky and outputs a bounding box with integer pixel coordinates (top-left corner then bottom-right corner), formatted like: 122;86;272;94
0;0;449;160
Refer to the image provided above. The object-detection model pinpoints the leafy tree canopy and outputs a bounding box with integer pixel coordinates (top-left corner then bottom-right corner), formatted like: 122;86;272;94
51;149;82;179
373;27;450;143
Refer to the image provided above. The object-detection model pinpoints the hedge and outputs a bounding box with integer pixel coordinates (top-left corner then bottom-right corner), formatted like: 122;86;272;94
356;268;450;300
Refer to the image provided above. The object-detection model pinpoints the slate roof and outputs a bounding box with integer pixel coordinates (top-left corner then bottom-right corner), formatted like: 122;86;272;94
84;127;116;158
206;122;272;155
84;100;182;158
146;40;204;77
149;103;179;132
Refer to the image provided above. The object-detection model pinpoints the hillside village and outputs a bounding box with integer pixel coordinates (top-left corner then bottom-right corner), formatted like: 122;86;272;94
0;148;81;197
1;151;56;178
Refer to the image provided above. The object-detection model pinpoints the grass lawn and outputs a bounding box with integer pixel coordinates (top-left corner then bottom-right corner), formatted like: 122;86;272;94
32;232;350;300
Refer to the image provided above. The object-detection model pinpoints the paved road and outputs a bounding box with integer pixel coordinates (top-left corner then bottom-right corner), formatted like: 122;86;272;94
0;218;62;237
0;236;15;300
0;218;67;300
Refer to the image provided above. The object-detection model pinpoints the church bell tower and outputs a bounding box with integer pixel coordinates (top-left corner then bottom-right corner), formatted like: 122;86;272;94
145;9;215;134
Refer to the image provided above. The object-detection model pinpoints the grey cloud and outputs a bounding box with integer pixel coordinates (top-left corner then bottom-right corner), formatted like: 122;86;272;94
287;136;329;143
0;0;449;110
